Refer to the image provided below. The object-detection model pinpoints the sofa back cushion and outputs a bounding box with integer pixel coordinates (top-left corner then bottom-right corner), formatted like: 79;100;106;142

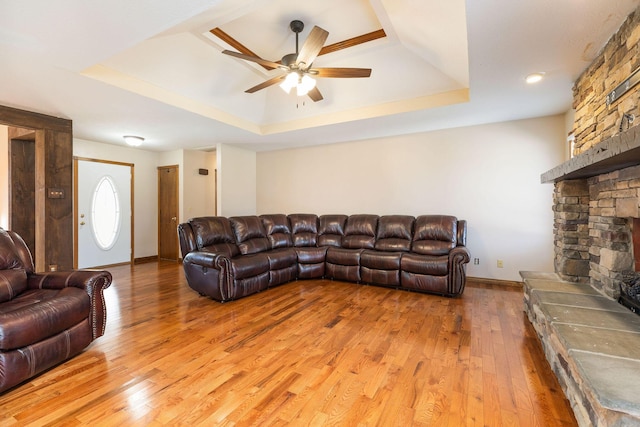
411;215;458;255
288;214;319;247
189;217;239;258
230;216;270;255
0;229;26;271
318;215;348;247
342;215;378;249
375;215;415;252
260;214;292;249
0;269;28;303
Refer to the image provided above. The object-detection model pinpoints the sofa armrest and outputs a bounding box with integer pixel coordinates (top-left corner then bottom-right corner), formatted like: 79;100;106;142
27;270;112;339
183;251;233;301
450;246;470;263
184;251;231;270
448;246;470;295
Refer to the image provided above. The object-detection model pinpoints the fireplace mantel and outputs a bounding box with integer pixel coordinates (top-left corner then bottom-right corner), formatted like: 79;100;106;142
542;126;640;183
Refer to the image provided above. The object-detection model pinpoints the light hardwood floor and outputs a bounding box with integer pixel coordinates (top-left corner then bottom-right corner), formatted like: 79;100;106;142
1;262;577;426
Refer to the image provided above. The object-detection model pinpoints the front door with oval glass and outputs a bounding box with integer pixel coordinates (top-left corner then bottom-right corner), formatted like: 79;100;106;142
76;159;133;269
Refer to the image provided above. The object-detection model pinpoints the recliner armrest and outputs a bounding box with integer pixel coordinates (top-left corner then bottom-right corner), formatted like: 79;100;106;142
27;270;112;339
183;251;231;269
449;246;470;264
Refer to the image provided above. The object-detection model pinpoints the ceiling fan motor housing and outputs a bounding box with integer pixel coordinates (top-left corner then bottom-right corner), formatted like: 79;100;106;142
290;20;304;33
282;53;297;67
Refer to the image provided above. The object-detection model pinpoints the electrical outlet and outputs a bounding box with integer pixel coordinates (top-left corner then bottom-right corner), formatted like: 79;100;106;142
473;258;479;265
497;259;504;268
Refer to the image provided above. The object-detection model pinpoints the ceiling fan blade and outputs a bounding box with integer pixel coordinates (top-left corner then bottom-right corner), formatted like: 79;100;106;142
245;74;286;93
296;26;329;69
222;50;285;71
313;68;372;78
307;86;323;102
318;29;386;57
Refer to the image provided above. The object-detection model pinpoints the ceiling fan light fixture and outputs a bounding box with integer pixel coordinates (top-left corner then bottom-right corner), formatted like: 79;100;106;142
297;75;316;96
279;72;299;94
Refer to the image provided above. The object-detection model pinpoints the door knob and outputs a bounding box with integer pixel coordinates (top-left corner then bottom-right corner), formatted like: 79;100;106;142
171;217;177;221
80;221;85;226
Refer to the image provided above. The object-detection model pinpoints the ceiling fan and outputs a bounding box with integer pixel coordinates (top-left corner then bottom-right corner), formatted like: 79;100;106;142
221;20;372;102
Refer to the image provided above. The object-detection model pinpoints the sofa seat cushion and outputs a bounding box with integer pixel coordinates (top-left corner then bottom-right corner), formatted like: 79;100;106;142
0;287;90;350
265;248;297;270
361;250;402;270
230;254;270;279
295;247;328;264
326;247;363;266
0;269;28;303
401;253;448;276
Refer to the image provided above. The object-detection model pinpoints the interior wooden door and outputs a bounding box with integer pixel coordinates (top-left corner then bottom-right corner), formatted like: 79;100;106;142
158;165;179;261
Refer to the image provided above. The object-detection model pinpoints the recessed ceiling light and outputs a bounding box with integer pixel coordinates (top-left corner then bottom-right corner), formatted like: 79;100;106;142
525;72;545;84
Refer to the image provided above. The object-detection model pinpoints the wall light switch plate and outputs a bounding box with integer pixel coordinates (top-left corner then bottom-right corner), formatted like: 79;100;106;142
47;188;65;199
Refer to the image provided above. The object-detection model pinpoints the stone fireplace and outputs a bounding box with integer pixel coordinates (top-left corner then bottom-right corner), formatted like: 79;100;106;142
533;126;640;426
544;126;640;300
521;7;640;426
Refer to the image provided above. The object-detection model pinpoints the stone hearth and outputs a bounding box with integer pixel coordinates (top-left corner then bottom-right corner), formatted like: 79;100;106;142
521;271;640;427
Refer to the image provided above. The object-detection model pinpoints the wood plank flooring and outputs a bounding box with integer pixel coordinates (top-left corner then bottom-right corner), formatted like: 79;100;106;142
0;262;577;426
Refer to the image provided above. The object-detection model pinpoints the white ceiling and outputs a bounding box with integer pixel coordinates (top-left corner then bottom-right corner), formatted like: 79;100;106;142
1;0;639;152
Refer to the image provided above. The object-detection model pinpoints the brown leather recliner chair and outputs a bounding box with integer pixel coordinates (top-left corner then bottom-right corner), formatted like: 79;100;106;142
0;228;112;393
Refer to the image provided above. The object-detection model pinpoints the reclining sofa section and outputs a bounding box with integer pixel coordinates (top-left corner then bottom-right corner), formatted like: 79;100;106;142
178;214;470;302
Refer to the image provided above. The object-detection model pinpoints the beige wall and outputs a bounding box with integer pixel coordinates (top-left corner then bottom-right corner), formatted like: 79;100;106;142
256;115;566;281
216;143;256;216
183;149;216;220
0;125;8;229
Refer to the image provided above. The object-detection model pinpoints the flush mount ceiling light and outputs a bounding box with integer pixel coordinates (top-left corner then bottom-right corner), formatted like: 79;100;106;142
123;135;144;147
525;72;545;84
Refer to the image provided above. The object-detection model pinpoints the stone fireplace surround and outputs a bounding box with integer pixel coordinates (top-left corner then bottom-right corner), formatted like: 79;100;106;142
520;126;640;427
544;125;640;295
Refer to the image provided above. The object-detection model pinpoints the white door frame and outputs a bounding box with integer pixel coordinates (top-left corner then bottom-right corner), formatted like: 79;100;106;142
73;157;134;269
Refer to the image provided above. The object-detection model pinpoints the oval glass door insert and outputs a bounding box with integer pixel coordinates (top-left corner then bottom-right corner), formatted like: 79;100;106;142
91;175;121;250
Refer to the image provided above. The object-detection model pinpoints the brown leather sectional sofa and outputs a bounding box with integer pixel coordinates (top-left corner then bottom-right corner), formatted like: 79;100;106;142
0;228;112;393
178;214;470;302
